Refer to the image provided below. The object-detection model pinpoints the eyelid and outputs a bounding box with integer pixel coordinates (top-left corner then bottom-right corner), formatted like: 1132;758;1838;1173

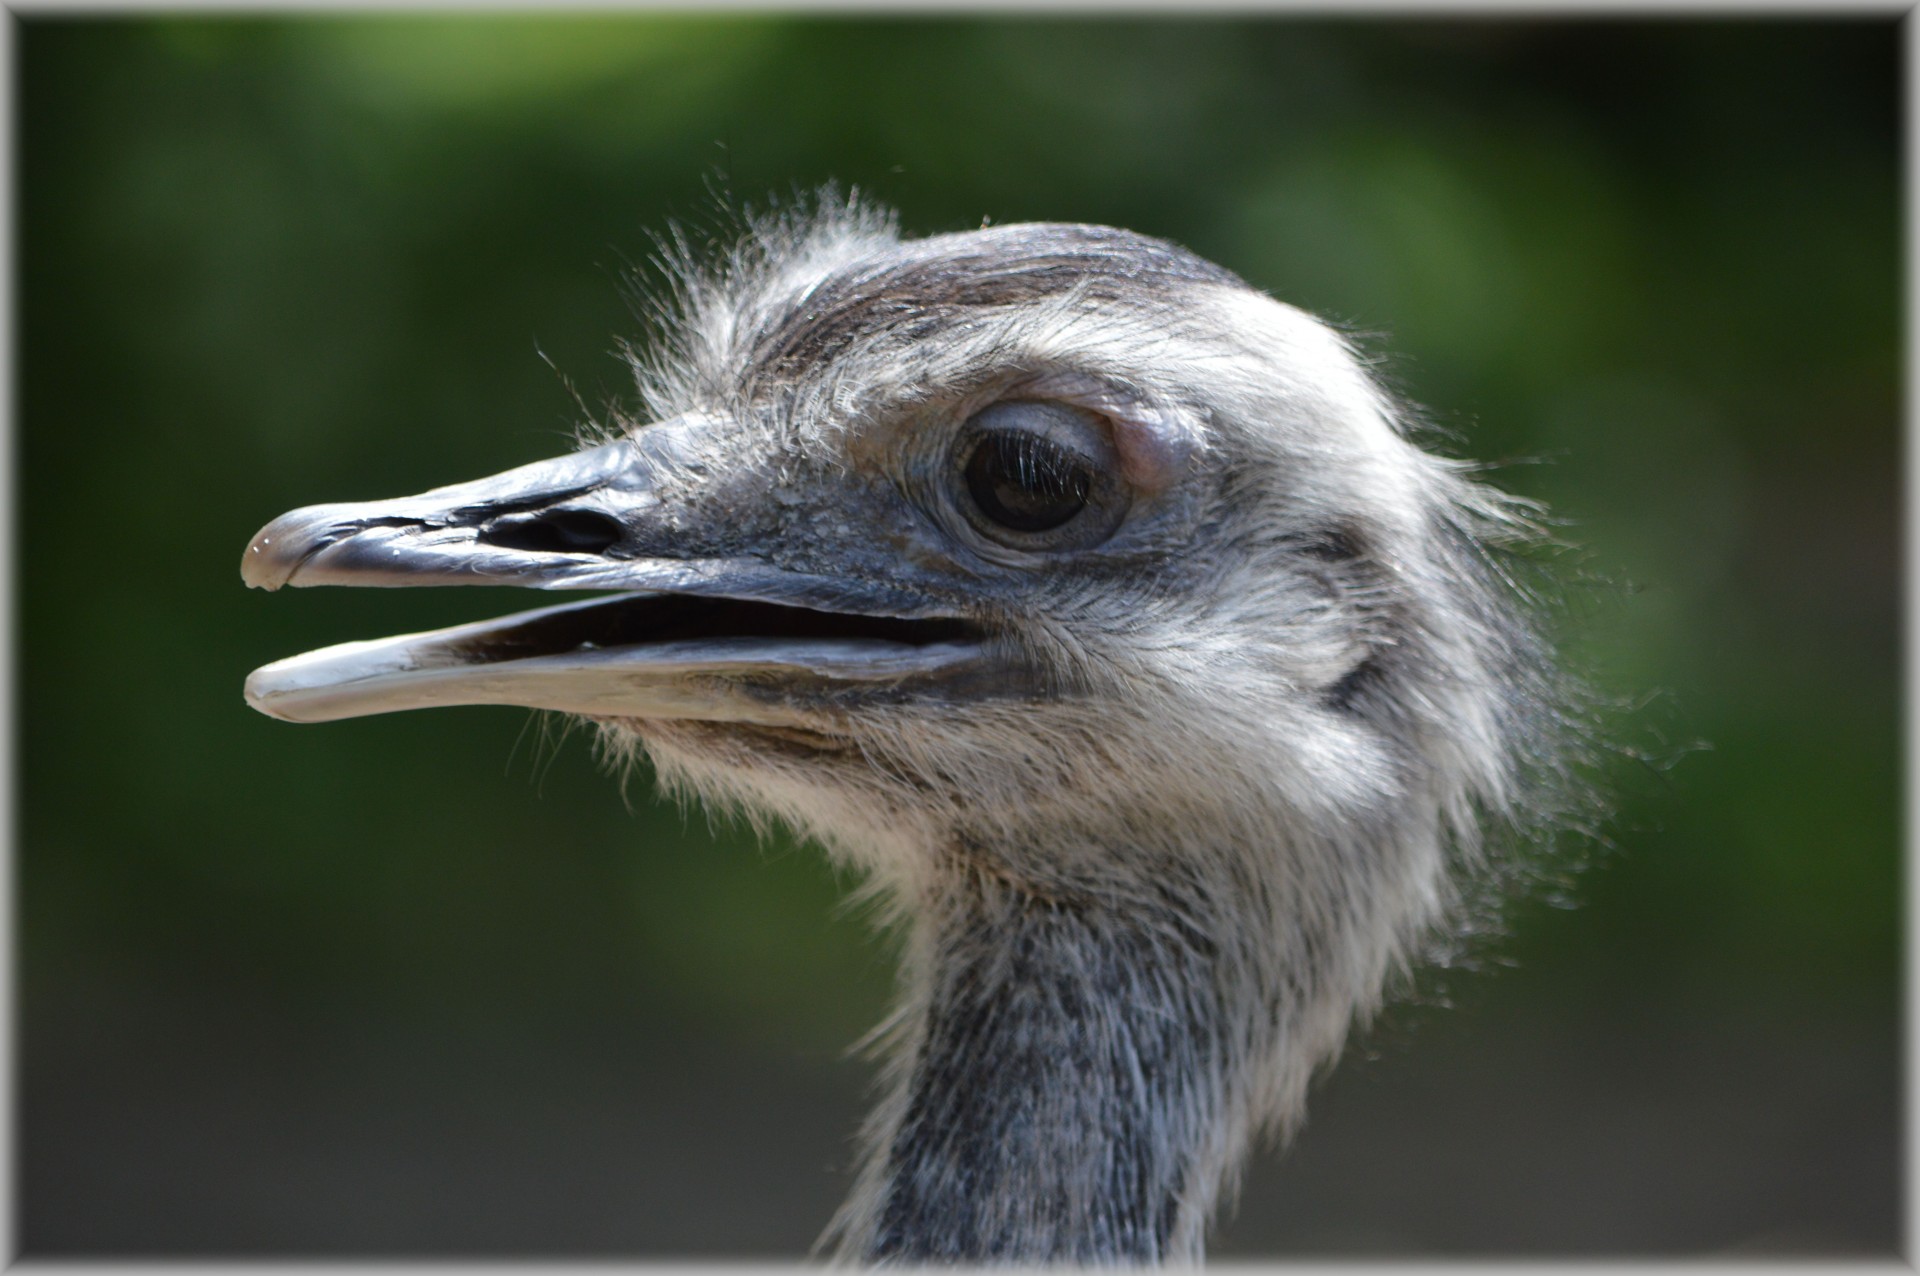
1003;373;1201;493
965;400;1118;472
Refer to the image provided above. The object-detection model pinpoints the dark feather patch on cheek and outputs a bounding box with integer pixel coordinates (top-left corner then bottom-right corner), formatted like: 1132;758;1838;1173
1324;654;1383;715
1299;525;1363;563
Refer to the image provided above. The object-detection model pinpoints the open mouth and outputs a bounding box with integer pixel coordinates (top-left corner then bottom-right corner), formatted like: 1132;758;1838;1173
443;592;982;666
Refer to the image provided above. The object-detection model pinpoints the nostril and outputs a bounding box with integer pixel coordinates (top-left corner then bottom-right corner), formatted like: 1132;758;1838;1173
478;507;625;555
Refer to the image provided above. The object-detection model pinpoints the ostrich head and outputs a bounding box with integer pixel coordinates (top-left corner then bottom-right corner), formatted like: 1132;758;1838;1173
241;198;1573;1264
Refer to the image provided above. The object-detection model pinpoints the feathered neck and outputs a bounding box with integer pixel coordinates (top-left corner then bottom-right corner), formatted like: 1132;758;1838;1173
825;850;1262;1265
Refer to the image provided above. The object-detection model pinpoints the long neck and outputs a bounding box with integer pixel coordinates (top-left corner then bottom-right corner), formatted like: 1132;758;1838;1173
833;858;1250;1265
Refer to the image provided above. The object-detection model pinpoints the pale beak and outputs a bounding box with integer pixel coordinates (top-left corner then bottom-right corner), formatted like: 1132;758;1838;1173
240;420;984;726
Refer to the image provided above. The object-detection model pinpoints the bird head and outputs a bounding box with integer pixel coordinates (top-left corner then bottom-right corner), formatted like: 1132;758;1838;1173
243;200;1561;948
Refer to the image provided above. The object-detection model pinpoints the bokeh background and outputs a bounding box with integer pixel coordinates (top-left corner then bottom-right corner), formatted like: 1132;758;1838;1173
19;15;1900;1257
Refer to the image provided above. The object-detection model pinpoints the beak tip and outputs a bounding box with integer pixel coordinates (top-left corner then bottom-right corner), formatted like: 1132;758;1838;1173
244;664;309;722
240;546;284;591
240;516;310;591
243;680;276;719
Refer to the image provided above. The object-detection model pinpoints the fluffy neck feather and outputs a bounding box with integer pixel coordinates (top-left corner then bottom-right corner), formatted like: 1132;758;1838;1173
825;848;1273;1266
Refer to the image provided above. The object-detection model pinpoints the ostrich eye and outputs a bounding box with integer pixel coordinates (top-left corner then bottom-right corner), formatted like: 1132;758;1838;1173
949;399;1129;553
964;430;1092;532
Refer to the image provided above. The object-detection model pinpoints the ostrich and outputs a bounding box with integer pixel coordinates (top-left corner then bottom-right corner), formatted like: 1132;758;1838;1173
240;199;1577;1264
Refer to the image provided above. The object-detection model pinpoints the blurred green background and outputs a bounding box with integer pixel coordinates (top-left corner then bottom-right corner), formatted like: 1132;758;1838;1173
19;15;1899;1257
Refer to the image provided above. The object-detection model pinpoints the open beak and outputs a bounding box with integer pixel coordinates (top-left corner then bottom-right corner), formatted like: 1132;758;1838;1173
240;420;984;726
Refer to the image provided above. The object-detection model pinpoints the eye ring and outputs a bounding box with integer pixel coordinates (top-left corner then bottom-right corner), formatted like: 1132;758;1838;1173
948;400;1129;553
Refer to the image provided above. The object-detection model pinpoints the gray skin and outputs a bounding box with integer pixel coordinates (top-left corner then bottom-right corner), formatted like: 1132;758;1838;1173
242;200;1575;1265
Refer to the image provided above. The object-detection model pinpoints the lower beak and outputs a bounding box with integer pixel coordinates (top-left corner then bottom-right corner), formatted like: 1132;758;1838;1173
240;425;984;725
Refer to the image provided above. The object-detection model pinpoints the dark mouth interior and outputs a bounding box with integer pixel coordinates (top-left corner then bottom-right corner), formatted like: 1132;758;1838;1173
446;592;982;665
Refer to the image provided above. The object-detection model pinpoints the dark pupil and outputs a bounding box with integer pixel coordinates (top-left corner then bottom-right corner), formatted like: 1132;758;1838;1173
964;430;1093;533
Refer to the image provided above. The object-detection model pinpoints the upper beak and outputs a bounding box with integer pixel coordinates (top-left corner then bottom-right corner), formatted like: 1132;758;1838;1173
240;419;984;725
241;431;656;593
